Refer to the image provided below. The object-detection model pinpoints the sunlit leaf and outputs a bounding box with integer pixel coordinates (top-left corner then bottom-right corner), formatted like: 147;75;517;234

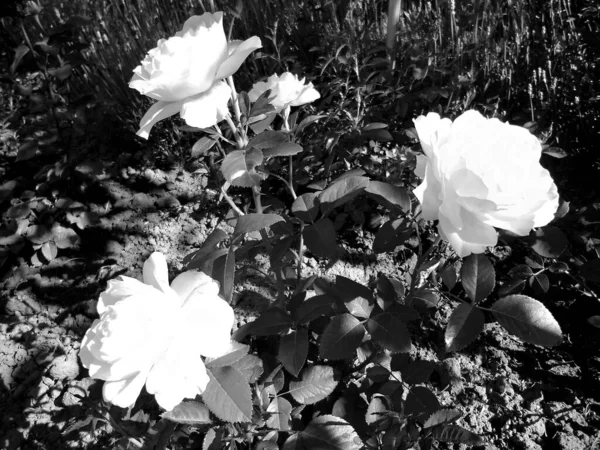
320;176;369;215
461;254;495;303
202;366;252;423
529;226;568;258
266;397;292;431
291;193;320;223
289;365;338;405
233;213;284;236
490;295;562;346
191;136;217;157
161;401;211;424
263;142;303;158
423;409;462;429
301;415;362;450
249;130;288;149
431;425;484;445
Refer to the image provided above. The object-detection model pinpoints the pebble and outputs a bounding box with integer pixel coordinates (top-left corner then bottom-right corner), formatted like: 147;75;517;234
48;353;79;381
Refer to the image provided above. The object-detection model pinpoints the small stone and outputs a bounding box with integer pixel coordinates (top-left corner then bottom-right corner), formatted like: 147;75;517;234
554;432;585;450
509;435;542;450
48;353;79;381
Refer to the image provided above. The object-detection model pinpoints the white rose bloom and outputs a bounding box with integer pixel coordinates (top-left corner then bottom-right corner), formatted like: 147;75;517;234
129;12;261;138
413;110;559;257
79;252;234;411
248;72;320;113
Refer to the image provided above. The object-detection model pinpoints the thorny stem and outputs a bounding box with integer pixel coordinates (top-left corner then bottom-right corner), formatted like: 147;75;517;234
297;222;305;282
257;169;297;200
224;115;243;149
227;76;247;144
282;108;294;189
408;233;443;296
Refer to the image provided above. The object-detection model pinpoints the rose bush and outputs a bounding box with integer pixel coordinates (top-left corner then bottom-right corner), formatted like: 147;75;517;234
79;252;234;411
413;110;559;257
248;72;320;114
129;12;261;139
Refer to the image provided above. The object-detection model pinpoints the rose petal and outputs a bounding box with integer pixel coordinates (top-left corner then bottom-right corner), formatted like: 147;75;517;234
291;84;320;107
181;294;234;358
180;81;231;128
143;252;171;293
170;271;220;304
414;163;443;220
136;100;182;140
413;112;442;157
102;371;147;408
97;276;156;314
215;36;262;80
439;208;498;257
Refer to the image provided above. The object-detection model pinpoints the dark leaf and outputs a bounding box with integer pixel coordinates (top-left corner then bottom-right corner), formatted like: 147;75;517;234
293;294;335;324
401;360;436;385
366;313;412;353
445;304;485;352
320;313;365;360
431;425;484;445
249;308;293;336
295;114;327;135
249;130;288;149
404;386;440;417
191;136;217;157
529;226;568;258
580;259;600;282
234;213;284;236
423;409;462;428
263;142;303;158
278;328;309;376
303;218;338;258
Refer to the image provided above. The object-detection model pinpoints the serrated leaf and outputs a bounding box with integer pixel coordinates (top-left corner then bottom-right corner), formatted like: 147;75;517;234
161;401;211;424
530;226;568;258
202;366;252;422
205;342;249;368
445;304;485;352
249;130;288;149
408;288;439;309
320;314;365;360
401;360;436;385
335;275;373;302
529;273;550;294
365;395;391;429
234;213;284;236
202;427;223;450
431;424;484;445
366;313;411;353
183;229;229;268
461;254;495;303
404;386;440;417
373;218;412;253
365;181;411;212
232;354;263;383
301;414;362;450
278;328;308;376
303;218;338;258
41;241;57;262
439;262;459;290
249;307;293;336
292;193;320;223
293;294;335;324
320;176;370;214
266;397;292;431
289;365;338;405
345;297;373;319
249;89;276;117
263;142;303;158
423;409;462;428
490;295;562;346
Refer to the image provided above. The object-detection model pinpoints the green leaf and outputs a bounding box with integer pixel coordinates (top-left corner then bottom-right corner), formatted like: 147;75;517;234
361;122;388;131
292;193;320;223
220;149;264;187
529;226;568;258
404;386;440;417
231;354;263;383
490;295;562;346
335;276;372;302
249;130;288;149
161;401;211;424
320;314;365;360
431;425;484;445
52;225;79;249
295;114;327;135
191;136;217;157
263;142;303;158
439;262;460;290
498;264;534;296
365;395;392;430
445;304;485;352
249;89;276;118
7;203;31;219
373;218;412;253
249;307;293;336
423;409;462;428
289;365;338;405
543;146;568;158
222;246;235;303
266;397;292;431
362;129;393;142
234;213;284;236
205;342;249;369
41;241;57;262
461;254;495;303
301;415;362;450
278;328;309;377
202;366;252;423
320;176;370;215
401;360;436;385
183;229;229;268
365;181;411;212
303;218;338;258
344;297;373;319
579;259;600;282
292;294;335;324
366;313;411;353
